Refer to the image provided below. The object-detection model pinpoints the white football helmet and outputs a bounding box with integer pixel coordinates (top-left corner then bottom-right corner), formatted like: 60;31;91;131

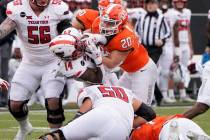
49;34;84;61
159;118;210;140
62;27;82;40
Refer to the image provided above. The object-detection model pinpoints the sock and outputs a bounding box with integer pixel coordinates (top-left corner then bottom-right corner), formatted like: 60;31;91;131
180;89;187;98
162;91;168;99
18;118;29;129
168;89;175;99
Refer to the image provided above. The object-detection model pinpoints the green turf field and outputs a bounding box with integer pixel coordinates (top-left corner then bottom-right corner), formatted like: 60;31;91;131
0;107;209;140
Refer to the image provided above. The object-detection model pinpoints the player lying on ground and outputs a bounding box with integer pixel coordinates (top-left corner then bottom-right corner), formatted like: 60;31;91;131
183;61;210;119
0;78;9;91
131;114;210;140
39;85;156;140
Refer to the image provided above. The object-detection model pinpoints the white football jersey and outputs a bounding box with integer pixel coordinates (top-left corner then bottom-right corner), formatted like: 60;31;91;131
165;8;191;44
77;85;135;131
6;0;72;65
54;56;93;79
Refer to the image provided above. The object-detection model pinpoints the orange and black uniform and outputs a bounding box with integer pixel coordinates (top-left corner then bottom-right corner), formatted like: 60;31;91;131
130;114;184;140
76;9;99;31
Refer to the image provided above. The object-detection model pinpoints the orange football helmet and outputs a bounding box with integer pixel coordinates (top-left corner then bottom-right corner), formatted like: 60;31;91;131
98;0;122;14
100;4;128;36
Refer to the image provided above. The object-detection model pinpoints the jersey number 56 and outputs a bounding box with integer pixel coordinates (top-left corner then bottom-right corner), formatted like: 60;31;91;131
28;26;51;44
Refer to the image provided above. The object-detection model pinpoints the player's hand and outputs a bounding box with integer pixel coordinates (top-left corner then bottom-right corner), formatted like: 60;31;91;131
0;78;10;91
85;42;102;66
82;33;107;45
155;39;163;47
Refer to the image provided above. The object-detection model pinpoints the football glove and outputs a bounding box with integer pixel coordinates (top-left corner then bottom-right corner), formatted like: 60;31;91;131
85;42;102;66
82;33;107;45
0;78;9;91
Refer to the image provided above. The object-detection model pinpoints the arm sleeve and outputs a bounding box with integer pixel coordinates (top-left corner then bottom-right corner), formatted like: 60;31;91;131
161;17;171;40
54;1;73;21
6;2;18;21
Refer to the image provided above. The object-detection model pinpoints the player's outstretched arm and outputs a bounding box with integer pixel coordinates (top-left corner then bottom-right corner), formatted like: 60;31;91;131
0;17;16;39
132;98;156;127
79;67;103;84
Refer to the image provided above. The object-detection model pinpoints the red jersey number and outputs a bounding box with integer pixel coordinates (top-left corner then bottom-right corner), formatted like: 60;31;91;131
28;26;51;44
98;86;129;103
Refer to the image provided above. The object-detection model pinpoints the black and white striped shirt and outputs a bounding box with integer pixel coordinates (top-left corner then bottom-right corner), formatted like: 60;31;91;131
136;11;171;47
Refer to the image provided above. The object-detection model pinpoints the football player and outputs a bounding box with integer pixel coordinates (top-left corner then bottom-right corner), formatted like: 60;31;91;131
90;4;158;105
0;78;9;91
159;0;193;102
131;114;210;140
39;85;156;140
158;0;176;103
0;0;72;139
71;0;121;32
183;61;210;119
72;8;99;31
49;27;105;86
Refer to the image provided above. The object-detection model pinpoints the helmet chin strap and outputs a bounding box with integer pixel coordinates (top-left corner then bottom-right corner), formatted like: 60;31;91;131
31;0;48;8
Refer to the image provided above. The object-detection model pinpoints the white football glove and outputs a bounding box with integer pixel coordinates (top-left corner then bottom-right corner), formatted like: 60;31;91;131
82;33;107;45
0;78;9;91
85;42;102;66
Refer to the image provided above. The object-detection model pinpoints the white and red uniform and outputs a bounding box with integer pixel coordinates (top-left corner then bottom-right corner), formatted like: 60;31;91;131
6;0;72;100
159;8;191;92
158;9;175;93
197;61;210;106
55;50;118;86
170;8;191;87
60;85;135;140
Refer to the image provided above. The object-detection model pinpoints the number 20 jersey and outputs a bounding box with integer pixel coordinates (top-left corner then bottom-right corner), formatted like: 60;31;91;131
77;85;136;132
6;0;72;65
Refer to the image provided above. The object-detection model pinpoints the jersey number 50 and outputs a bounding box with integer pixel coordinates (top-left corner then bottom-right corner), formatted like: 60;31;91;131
28;26;51;44
98;86;129;103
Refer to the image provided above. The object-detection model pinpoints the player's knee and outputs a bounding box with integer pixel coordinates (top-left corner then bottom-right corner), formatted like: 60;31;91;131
45;98;65;124
8;100;29;120
135;103;156;122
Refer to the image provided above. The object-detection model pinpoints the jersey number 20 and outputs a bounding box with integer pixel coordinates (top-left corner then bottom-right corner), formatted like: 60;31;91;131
28;26;51;44
98;86;129;103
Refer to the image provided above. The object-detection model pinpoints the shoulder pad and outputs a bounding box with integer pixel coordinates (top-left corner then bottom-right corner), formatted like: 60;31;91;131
109;25;135;51
50;1;70;16
6;0;23;20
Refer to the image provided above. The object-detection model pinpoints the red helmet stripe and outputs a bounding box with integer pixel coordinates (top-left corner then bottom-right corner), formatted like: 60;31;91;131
49;40;76;48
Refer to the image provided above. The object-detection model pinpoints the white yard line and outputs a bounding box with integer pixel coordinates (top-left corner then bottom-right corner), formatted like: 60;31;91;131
0;109;77;114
